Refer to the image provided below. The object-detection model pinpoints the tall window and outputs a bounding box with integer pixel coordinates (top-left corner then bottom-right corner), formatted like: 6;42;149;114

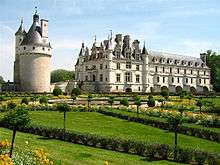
125;72;132;82
163;77;165;83
100;74;103;82
116;74;121;82
136;75;140;83
92;75;96;82
186;78;188;83
177;77;180;83
204;71;206;75
172;77;174;83
191;70;193;74
199;79;201;84
155;66;158;72
116;63;120;69
163;67;165;73
136;65;140;71
85;75;88;81
100;64;103;69
157;77;160;83
177;68;180;74
126;62;131;69
136;54;140;60
170;67;172;73
191;78;193;84
184;69;186;74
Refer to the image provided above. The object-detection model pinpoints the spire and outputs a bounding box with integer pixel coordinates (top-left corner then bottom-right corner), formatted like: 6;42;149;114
15;18;24;35
33;6;39;22
142;41;147;54
94;35;97;43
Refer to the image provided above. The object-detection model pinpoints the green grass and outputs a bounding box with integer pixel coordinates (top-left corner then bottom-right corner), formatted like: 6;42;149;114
29;111;220;153
107;108;220;133
0;127;181;165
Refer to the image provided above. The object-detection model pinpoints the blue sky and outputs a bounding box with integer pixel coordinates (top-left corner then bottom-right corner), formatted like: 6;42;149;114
0;0;220;81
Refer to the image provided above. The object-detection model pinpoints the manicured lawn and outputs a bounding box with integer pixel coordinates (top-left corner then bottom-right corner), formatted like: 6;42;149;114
29;111;220;153
107;108;220;133
0;127;180;165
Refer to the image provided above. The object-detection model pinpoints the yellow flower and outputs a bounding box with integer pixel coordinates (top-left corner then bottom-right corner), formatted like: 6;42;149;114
104;161;109;165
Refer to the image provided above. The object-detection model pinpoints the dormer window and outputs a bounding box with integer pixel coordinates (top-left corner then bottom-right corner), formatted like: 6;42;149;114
23;47;26;50
42;47;45;51
33;47;35;50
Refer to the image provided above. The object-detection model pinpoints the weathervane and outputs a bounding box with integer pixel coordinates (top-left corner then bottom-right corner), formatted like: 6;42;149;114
35;6;38;14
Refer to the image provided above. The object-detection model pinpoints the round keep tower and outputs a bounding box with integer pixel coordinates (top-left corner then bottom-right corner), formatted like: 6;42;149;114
14;11;52;93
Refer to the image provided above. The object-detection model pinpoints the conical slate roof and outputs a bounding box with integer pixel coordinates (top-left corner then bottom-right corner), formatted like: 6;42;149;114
21;14;51;48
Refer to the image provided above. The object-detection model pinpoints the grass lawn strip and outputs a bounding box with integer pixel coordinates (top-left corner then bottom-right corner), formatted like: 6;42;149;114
29;111;220;153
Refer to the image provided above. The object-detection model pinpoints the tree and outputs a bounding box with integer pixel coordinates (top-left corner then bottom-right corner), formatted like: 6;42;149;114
201;50;220;92
51;69;75;83
167;114;183;161
0;76;5;84
87;94;93;109
196;98;203;114
120;97;129;107
161;89;169;100
2;109;30;157
56;103;71;133
134;96;141;115
147;96;155;107
53;87;63;96
108;96;115;109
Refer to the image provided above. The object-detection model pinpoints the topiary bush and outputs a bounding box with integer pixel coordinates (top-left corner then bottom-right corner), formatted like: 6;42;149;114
53;87;63;96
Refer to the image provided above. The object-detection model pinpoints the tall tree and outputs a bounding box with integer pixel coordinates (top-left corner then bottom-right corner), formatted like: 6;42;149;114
201;50;220;92
57;103;71;133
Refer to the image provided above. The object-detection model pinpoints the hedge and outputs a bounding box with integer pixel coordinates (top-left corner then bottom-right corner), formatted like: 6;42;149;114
0;122;219;164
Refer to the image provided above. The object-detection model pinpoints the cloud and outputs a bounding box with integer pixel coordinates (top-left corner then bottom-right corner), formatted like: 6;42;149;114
53;39;82;50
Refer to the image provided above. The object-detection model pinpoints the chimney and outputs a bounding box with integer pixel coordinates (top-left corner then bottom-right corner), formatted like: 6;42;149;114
41;19;48;38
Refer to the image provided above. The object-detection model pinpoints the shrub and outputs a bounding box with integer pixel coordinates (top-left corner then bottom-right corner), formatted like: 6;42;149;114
147;98;155;107
120;98;129;107
176;148;193;163
21;97;29;105
207;153;220;165
161;90;169;100
53;87;63;96
71;87;81;96
7;102;17;109
194;150;207;165
39;96;48;104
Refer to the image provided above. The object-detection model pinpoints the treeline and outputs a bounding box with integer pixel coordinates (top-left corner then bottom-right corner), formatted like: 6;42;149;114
51;69;75;83
0;76;5;84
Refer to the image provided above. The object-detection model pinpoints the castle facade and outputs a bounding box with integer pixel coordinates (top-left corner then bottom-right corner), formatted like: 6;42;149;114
75;34;211;93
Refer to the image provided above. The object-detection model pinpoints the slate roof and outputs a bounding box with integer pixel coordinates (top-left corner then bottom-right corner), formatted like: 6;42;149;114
148;50;203;63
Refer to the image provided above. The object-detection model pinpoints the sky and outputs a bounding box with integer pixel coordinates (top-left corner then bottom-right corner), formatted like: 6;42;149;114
0;0;220;81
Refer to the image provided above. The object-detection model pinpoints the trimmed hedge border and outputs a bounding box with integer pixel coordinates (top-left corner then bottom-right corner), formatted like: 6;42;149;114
97;108;220;143
0;123;219;165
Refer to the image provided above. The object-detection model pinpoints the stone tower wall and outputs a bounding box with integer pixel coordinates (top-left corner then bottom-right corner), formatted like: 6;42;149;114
19;53;51;93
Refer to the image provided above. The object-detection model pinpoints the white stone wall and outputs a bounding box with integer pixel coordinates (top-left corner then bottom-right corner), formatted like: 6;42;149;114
19;53;51;92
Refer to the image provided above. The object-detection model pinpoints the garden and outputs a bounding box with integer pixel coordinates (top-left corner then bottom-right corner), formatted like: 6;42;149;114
0;88;220;164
